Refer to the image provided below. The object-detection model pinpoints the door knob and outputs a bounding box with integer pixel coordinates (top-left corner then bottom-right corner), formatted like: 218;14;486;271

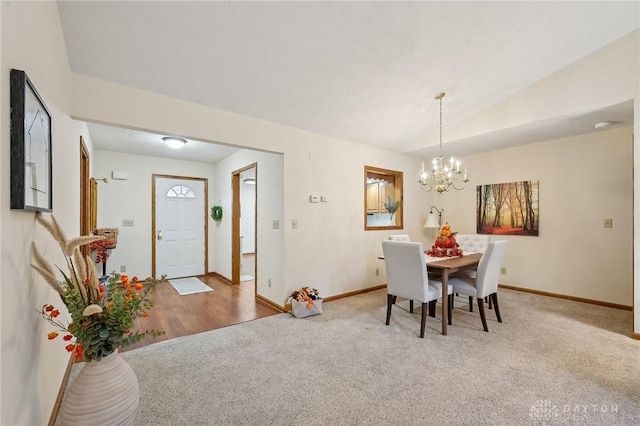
157;230;163;241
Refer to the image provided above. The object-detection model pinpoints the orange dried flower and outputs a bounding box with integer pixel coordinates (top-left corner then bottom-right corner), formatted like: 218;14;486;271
47;332;59;340
44;305;55;312
65;344;76;352
50;310;60;318
132;276;139;283
74;345;84;362
63;334;73;341
135;283;144;290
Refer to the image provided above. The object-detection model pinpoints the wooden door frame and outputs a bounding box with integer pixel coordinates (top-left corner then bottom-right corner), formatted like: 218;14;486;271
231;163;257;289
79;137;91;256
151;174;209;278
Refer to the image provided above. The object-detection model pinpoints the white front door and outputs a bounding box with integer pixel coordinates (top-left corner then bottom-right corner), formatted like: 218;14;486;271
154;177;206;279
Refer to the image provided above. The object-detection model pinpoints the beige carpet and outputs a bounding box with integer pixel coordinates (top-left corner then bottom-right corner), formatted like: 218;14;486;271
117;289;639;424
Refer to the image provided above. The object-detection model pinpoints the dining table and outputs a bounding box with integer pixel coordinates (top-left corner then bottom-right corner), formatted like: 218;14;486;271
426;252;483;335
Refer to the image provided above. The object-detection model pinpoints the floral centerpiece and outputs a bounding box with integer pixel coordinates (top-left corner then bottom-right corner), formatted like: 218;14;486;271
32;213;164;362
427;222;463;257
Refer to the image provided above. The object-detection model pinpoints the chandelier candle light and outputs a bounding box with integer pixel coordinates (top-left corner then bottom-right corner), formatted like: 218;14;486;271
418;92;469;194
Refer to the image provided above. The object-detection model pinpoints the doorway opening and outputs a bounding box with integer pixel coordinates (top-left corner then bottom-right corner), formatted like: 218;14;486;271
79;137;91;256
231;163;257;294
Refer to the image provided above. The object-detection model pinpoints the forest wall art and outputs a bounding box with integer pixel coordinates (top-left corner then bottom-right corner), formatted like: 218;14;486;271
476;180;539;236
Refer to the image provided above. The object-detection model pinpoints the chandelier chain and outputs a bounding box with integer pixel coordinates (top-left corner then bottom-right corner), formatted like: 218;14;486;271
417;91;469;194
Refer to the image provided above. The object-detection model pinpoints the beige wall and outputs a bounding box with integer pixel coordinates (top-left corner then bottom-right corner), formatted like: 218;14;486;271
433;126;633;306
1;2;92;424
70;73;432;301
92;150;218;278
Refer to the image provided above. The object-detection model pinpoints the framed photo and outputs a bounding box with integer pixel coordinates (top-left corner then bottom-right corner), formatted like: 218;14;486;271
476;180;539;236
10;69;52;212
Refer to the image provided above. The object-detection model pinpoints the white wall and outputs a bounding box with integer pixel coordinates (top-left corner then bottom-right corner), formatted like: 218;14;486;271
434;126;633;306
1;2;95;424
443;29;639;329
92;150;217;278
240;179;256;254
70;75;432;306
448;30;639;147
212;150;284;303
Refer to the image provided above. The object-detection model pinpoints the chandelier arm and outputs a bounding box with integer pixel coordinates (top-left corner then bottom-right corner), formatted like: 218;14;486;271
419;183;434;192
417;91;469;194
450;180;467;191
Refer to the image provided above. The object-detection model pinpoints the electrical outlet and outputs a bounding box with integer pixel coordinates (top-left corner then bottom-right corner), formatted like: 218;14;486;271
375;268;379;276
500;267;506;275
122;219;134;227
604;219;613;228
120;265;126;273
268;278;272;288
272;220;279;229
292;219;298;229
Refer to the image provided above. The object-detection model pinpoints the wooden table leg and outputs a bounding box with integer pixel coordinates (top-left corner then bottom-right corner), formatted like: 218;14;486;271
442;271;448;335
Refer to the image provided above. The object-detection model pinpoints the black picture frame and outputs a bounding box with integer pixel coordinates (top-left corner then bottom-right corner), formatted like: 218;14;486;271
10;69;52;212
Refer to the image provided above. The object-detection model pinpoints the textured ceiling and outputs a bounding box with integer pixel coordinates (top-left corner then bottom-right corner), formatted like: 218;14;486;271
57;1;639;162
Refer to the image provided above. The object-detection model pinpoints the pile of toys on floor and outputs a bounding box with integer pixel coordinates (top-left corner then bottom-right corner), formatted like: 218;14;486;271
285;286;322;318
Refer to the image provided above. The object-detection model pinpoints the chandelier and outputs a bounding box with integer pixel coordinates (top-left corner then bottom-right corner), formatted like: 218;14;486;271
418;92;469;193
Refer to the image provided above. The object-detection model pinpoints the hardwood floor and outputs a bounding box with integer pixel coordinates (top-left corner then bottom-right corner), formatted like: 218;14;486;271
123;273;281;352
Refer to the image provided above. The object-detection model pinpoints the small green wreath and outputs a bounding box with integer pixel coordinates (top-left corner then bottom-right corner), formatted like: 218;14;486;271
211;205;223;222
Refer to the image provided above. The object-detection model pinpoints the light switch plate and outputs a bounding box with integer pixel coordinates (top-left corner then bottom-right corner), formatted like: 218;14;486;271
604;219;613;228
272;220;279;229
122;219;134;227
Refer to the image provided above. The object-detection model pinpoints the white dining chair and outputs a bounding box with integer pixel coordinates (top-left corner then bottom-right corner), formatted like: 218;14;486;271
388;234;411;241
446;240;508;332
381;240;453;338
453;233;491;311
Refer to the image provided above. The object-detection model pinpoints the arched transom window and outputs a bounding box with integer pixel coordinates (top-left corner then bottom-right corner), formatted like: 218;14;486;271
166;185;196;199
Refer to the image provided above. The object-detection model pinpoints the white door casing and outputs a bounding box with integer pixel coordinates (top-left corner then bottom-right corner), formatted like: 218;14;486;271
154;177;206;279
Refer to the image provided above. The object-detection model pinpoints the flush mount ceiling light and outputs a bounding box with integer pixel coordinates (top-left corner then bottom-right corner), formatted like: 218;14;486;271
418;92;469;194
242;176;256;184
594;121;614;130
162;136;187;149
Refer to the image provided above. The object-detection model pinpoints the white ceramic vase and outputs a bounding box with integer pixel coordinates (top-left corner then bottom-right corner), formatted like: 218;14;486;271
59;351;139;426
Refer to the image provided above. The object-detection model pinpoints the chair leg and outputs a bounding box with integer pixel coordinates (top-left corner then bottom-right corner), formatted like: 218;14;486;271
491;293;502;323
420;303;428;338
477;298;489;332
409;300;414;313
386;294;393;325
468;296;473;312
448;295;453;326
392;295;397;305
428;300;436;317
488;295;493;310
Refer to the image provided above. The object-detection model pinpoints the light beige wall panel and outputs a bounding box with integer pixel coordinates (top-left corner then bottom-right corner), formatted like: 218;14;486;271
450;30;639;144
1;2;85;424
70;75;433;303
439;126;633;306
92;150;216;278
